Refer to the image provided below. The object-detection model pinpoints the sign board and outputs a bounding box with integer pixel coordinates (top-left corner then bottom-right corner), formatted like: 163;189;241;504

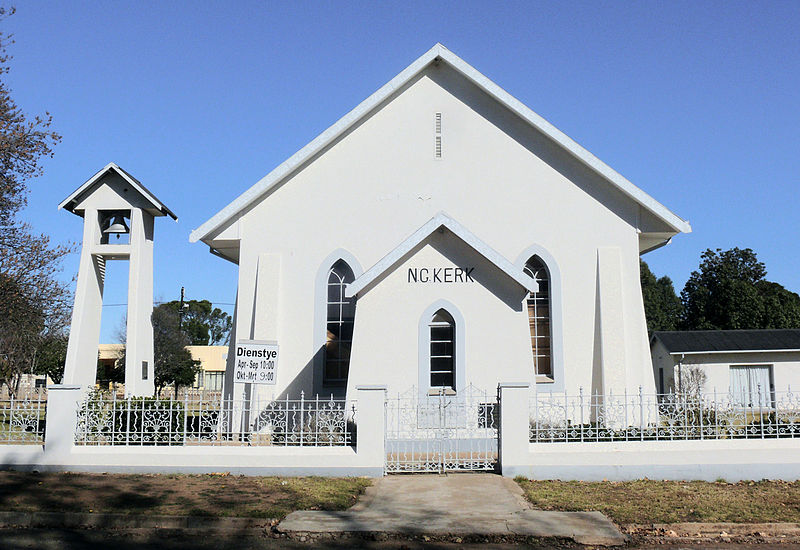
233;341;278;385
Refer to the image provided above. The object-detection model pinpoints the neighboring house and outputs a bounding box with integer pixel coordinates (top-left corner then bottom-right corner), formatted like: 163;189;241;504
97;344;227;391
651;329;800;405
190;43;691;401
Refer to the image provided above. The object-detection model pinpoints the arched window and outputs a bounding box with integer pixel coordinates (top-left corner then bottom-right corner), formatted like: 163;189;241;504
429;309;455;389
325;260;356;386
524;256;551;378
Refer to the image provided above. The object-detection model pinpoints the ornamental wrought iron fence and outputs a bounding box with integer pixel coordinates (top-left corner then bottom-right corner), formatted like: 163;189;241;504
75;390;356;447
385;385;498;473
530;387;800;443
0;391;47;444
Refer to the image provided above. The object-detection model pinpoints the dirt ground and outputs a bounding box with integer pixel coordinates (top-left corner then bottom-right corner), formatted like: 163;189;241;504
0;471;371;519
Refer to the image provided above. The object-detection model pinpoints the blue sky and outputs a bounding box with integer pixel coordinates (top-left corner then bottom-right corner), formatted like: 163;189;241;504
6;1;799;343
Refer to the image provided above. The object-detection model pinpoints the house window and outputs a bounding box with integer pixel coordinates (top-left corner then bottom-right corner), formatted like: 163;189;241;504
524;256;551;378
429;309;455;389
204;371;224;391
325;260;356;386
730;365;773;408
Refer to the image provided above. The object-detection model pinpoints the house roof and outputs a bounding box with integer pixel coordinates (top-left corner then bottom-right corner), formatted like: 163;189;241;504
59;162;178;220
652;330;800;355
345;212;536;298
190;43;691;246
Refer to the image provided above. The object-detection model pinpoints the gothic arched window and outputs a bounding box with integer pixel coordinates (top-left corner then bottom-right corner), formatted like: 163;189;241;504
429;309;455;389
325;260;356;386
524;256;551;378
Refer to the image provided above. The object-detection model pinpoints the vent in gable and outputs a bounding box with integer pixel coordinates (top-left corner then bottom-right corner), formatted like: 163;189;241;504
434;112;442;159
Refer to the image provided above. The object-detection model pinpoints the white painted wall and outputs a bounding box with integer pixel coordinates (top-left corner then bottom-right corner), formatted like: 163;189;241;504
652;347;800;395
513;439;800;481
346;233;533;397
220;64;663;400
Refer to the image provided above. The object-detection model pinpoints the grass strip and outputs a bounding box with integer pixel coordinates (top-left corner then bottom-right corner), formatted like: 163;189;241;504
515;477;800;525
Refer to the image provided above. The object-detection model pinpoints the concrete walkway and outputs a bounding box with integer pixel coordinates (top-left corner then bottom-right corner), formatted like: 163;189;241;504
279;474;627;546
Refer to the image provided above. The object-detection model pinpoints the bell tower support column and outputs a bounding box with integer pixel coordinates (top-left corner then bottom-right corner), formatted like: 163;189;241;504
124;208;155;396
63;208;105;387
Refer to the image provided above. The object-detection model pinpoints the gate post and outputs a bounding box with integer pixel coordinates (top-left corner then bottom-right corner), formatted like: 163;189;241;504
355;385;387;475
498;382;530;477
43;385;84;464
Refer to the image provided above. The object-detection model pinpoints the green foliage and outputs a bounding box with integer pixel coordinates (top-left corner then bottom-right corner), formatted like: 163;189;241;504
681;248;800;330
757;280;800;328
117;305;202;391
640;260;682;332
32;332;68;384
160;299;231;345
152;306;201;391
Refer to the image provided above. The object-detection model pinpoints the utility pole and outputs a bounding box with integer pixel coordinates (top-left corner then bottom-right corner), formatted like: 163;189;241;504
179;286;186;330
176;286;188;399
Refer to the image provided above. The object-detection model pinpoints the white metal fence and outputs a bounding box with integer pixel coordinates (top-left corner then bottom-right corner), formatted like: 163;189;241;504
75;390;356;447
0;392;47;444
530;388;800;443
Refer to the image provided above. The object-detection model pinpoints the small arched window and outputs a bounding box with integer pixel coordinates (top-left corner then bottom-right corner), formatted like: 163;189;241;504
325;260;356;386
524;256;551;378
429;309;455;389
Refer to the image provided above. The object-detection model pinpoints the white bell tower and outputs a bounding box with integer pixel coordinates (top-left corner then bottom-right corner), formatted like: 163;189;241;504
59;163;177;397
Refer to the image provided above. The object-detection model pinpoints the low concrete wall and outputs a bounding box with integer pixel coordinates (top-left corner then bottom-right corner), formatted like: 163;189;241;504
3;446;381;477
507;439;800;481
0;384;386;477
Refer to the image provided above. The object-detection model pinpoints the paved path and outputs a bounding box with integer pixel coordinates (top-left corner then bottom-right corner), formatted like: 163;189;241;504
279;474;627;546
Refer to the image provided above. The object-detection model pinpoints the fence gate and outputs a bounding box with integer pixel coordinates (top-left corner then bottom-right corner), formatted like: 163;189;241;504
384;385;498;473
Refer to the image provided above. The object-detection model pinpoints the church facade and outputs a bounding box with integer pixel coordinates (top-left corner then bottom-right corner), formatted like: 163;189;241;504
191;44;691;402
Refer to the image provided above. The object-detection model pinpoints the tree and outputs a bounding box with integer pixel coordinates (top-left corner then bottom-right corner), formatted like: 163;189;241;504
0;8;61;226
0;9;71;396
757;281;800;329
640;260;682;333
160;299;231;345
116;305;201;393
32;332;69;384
681;247;800;330
151;306;200;393
678;365;707;397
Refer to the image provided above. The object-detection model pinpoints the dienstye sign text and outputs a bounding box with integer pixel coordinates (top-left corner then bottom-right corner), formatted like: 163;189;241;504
234;341;278;385
407;267;475;284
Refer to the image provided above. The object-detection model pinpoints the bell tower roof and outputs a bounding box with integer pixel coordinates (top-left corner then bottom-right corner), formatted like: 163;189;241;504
59;162;177;220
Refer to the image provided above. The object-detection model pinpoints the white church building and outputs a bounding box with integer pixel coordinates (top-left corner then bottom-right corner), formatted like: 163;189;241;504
14;44;800;481
190;43;691;402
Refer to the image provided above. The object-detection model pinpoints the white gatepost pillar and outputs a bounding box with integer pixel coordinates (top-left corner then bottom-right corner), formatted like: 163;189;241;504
498;382;530;478
356;385;387;475
43;385;84;464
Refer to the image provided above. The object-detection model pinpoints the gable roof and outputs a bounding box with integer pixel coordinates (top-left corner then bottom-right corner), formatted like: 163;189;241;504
652;330;800;355
345;212;536;298
190;43;691;245
59;162;178;220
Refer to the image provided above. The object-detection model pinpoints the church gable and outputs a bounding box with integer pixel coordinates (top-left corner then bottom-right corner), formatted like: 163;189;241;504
192;44;689;261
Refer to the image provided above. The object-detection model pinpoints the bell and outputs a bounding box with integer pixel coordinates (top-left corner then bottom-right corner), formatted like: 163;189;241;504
103;214;129;236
